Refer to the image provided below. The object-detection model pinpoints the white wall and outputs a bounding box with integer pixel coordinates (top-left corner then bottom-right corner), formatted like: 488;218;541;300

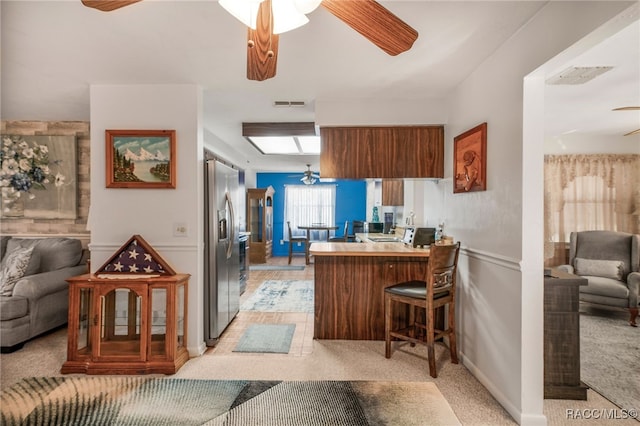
545;132;640;154
315;98;448;127
89;84;207;357
318;3;637;424
443;2;635;425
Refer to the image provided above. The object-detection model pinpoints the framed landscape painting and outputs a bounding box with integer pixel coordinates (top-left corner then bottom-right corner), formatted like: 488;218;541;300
453;122;487;193
106;129;176;189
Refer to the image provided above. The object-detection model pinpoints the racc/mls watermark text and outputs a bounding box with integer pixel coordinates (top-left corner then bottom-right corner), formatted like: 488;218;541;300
566;408;638;420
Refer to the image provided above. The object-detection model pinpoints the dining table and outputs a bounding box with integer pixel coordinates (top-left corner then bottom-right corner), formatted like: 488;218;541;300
298;224;339;241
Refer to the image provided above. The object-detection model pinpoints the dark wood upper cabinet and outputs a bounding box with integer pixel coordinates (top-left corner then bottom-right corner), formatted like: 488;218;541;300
382;179;404;206
319;126;444;179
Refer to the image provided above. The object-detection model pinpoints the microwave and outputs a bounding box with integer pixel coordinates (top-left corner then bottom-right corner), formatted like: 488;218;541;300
402;227;436;248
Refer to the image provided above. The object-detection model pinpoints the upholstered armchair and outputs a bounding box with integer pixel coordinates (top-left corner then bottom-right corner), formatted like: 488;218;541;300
557;231;639;326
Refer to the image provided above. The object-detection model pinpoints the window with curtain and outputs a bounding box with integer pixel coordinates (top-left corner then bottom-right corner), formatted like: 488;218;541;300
283;185;336;240
544;154;640;266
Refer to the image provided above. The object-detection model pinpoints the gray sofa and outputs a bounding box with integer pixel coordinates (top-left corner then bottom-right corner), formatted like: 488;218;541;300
0;236;88;352
557;230;640;326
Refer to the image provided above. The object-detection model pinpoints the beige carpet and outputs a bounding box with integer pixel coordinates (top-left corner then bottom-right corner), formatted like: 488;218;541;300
2;326;637;425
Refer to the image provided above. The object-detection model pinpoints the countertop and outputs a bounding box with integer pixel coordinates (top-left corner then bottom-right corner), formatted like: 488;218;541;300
309;241;429;257
355;232;403;243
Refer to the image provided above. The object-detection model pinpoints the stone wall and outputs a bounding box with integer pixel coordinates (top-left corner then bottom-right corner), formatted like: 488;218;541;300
1;121;90;241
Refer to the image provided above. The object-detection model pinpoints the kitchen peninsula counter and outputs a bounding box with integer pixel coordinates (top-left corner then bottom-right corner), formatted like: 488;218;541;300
310;242;429;340
310;241;429;257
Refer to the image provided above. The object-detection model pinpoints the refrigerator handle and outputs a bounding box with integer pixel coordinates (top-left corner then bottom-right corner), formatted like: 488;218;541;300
225;191;235;259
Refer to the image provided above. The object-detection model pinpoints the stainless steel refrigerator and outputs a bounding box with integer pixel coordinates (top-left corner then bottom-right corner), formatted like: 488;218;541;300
204;159;240;346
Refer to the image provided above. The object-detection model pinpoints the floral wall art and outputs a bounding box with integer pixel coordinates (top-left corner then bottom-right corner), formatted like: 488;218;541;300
1;134;77;219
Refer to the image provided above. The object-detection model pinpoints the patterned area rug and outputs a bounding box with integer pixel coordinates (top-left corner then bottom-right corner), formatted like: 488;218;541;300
0;377;461;426
233;324;296;353
240;280;313;312
580;309;640;412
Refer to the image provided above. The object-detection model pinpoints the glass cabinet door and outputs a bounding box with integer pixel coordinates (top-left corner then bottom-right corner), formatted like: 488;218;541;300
249;195;264;242
149;287;167;357
97;287;144;359
177;283;186;349
76;287;93;356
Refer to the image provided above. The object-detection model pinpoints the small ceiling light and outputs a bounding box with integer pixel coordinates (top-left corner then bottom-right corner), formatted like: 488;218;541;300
301;175;317;185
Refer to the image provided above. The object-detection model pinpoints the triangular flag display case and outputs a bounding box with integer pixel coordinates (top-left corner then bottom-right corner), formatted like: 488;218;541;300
96;234;176;276
62;235;189;375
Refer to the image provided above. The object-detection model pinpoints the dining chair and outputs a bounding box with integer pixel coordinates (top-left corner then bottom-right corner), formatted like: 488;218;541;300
287;221;309;265
328;220;353;242
384;241;461;378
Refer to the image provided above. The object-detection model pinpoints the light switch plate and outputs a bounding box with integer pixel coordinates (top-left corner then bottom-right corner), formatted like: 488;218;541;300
173;222;188;237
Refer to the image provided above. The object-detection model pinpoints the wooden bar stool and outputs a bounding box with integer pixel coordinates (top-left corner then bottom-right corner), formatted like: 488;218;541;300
384;242;461;378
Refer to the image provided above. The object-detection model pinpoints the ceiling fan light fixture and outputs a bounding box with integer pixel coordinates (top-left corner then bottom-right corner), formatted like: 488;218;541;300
219;0;262;29
293;0;322;15
272;0;309;34
301;175;317;185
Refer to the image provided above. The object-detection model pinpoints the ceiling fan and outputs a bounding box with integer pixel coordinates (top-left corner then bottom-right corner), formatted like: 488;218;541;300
293;164;320;185
613;106;640;136
80;0;419;82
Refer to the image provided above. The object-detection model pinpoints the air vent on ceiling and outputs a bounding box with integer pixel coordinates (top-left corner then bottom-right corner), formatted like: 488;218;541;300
273;100;306;107
546;66;614;85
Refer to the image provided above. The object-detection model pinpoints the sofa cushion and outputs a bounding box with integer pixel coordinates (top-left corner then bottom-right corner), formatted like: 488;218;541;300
0;295;29;321
579;275;630;300
0;236;10;260
575;258;624;281
23;249;41;276
6;238;81;273
573;231;632;275
0;247;34;296
0;246;40;277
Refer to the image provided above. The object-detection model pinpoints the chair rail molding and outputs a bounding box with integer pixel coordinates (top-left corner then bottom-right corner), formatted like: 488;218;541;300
89;242;199;253
460;246;521;272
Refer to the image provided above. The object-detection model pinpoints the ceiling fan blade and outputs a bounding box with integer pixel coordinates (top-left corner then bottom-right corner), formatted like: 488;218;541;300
247;0;279;81
81;0;142;12
321;0;418;56
624;128;640;136
613;106;640;111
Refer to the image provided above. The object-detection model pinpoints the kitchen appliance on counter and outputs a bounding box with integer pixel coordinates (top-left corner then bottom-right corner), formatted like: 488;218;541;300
204;158;240;346
402;227;436;248
383;212;394;234
353;221;384;234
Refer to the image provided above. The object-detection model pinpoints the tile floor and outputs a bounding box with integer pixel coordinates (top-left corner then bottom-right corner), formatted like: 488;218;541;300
204;255;315;357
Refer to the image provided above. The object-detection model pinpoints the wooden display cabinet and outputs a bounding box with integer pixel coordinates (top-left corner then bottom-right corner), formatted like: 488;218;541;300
247;186;275;264
62;235;190;375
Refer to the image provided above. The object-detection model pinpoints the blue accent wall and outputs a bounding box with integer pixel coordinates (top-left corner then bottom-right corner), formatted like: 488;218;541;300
255;173;367;257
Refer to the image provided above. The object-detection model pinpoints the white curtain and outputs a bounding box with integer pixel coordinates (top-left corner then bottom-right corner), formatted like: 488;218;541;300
283;185;336;240
544;154;640;265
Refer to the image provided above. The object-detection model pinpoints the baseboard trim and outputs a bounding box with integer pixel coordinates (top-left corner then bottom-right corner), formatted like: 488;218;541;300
188;341;207;358
461;352;525;425
461;352;548;425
